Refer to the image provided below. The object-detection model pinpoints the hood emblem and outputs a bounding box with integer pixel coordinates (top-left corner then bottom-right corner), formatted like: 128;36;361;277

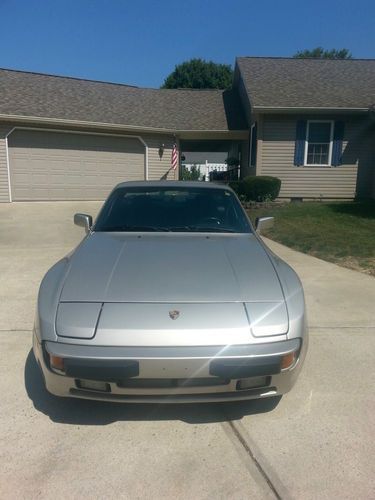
169;310;180;320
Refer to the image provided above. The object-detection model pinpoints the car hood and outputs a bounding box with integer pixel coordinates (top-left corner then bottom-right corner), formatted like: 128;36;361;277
60;232;284;303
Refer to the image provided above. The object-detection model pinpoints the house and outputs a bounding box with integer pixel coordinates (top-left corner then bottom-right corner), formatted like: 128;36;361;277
0;69;247;201
234;57;375;200
0;57;374;202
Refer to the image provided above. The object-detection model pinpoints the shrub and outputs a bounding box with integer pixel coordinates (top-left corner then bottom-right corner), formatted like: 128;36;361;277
230;176;281;202
181;165;201;181
242;176;281;201
228;180;243;196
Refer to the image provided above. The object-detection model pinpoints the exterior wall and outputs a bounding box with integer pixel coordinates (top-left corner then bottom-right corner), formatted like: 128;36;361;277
233;65;251;128
372;133;375;198
240;136;252;178
234;66;252;179
0;122;176;201
258;114;370;199
0;125;12;202
142;134;176;181
355;124;375;198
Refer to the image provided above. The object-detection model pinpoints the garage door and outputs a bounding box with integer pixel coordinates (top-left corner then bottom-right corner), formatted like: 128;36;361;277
8;130;145;200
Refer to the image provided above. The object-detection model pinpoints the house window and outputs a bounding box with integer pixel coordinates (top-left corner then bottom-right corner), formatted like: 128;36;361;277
304;121;333;166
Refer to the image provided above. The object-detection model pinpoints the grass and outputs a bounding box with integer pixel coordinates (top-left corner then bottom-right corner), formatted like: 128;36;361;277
246;200;375;276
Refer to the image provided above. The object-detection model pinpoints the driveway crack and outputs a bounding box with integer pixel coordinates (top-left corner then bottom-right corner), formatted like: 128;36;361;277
226;419;282;499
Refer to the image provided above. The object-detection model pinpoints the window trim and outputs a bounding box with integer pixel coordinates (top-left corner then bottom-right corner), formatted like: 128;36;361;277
304;120;334;167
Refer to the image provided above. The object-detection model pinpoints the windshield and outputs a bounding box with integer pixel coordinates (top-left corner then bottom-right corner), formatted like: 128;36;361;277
94;186;251;233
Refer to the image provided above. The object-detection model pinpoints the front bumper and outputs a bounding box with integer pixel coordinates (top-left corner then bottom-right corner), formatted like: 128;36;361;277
33;332;307;403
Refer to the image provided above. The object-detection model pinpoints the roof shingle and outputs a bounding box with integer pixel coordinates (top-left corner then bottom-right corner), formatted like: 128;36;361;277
236;57;375;109
0;68;247;131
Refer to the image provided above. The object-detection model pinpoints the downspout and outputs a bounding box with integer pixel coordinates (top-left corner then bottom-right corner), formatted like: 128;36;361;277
5;127;17;202
138;136;149;180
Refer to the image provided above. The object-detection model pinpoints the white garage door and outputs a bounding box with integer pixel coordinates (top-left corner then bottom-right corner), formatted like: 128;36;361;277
8;130;145;200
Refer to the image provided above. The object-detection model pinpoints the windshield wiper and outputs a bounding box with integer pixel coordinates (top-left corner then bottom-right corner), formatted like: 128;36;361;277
99;225;171;232
168;225;236;233
193;227;236;233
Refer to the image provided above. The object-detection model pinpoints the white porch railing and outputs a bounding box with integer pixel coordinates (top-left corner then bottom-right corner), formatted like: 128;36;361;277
183;162;228;181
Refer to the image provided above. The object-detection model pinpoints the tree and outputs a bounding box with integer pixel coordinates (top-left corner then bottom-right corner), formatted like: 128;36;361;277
161;58;233;89
293;47;352;59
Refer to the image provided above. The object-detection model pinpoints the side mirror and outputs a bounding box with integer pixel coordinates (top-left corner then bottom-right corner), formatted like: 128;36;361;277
74;213;93;234
255;216;274;235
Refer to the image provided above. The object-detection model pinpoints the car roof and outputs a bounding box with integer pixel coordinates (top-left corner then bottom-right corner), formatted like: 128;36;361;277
114;181;232;191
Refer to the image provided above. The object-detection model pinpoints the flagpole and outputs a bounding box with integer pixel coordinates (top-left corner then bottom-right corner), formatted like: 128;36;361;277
173;134;179;180
171;136;178;180
176;135;179;181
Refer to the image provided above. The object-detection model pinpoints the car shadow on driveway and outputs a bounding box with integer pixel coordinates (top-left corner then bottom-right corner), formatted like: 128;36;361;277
24;350;281;425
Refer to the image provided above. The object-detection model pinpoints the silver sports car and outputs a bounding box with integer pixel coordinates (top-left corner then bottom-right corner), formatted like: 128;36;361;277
33;181;308;403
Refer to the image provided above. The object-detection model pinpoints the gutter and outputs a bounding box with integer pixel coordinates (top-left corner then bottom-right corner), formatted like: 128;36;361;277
0;113;247;135
252;106;369;114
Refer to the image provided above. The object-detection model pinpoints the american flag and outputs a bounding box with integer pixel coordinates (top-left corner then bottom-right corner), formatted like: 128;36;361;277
171;143;178;170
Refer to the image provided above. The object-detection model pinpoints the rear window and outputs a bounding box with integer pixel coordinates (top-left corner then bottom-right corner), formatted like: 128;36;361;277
94;186;251;233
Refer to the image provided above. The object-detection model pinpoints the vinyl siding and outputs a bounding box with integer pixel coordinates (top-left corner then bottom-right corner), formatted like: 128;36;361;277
142;134;177;181
259;115;368;199
0;125;12;202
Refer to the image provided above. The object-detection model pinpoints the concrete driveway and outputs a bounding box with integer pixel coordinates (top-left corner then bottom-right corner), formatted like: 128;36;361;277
0;202;374;499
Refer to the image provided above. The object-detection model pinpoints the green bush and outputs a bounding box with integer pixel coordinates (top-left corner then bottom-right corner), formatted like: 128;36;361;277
228;180;243;195
230;176;281;202
181;165;201;181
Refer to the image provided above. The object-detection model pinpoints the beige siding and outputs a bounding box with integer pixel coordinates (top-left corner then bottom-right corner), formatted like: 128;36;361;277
0;125;12;202
142;134;177;180
259;115;366;199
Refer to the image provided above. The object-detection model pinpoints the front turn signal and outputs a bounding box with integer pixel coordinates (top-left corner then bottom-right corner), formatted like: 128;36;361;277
281;351;297;370
50;354;65;372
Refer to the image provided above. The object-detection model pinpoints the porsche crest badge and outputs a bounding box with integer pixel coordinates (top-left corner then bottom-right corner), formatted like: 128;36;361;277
169;310;180;320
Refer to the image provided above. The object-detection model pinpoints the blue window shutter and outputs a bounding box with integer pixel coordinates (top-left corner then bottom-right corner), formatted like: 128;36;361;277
331;121;345;166
294;120;307;166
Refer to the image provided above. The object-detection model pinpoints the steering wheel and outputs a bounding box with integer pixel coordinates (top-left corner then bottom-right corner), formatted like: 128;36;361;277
199;217;221;225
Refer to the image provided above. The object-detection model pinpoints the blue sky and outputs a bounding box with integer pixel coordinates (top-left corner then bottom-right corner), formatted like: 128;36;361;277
0;0;374;88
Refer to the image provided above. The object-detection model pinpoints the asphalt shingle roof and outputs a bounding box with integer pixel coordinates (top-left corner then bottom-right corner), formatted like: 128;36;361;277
237;57;375;109
0;68;247;131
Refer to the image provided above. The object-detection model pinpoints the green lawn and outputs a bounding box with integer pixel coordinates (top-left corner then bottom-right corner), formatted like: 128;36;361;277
247;201;375;276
